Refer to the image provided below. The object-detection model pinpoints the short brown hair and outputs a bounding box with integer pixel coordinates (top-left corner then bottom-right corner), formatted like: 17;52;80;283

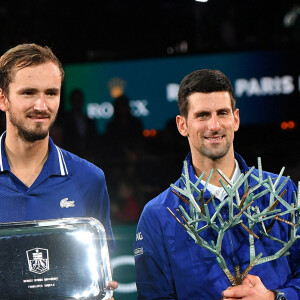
178;69;236;118
0;43;64;95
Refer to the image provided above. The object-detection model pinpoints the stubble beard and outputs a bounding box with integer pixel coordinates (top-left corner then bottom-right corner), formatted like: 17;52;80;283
9;112;57;143
199;139;232;161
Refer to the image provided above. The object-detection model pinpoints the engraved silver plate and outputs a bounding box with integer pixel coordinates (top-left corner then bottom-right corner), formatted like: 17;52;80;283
0;217;113;300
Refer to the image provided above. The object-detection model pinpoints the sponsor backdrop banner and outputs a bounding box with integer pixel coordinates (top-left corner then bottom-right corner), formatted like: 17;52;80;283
63;49;300;134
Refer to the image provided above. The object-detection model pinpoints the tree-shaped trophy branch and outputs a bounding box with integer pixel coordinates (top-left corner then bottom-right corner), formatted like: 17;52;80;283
167;158;300;286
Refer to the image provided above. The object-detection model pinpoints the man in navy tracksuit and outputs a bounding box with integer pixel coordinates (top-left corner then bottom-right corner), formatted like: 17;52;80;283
0;43;117;295
134;69;299;299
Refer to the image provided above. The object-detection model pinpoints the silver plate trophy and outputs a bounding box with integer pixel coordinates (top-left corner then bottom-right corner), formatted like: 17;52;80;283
0;217;113;300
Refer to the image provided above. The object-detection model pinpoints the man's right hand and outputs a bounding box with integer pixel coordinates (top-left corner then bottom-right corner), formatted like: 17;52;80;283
222;274;275;300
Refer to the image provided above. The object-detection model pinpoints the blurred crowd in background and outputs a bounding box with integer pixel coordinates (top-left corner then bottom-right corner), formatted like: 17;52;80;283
54;91;190;225
2;86;299;225
56;91;300;225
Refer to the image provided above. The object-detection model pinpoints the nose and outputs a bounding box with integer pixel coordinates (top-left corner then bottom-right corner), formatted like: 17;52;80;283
208;115;221;131
33;97;48;112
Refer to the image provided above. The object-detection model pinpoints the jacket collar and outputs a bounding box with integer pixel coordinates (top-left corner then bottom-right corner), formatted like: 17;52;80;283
183;151;250;198
0;131;68;176
184;151;250;179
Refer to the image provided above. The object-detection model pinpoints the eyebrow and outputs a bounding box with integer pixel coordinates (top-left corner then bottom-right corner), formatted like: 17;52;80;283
17;87;61;94
216;107;232;112
45;88;61;94
17;88;38;94
194;107;231;114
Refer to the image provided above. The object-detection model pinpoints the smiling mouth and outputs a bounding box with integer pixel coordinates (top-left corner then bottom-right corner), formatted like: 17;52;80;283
205;136;224;142
28;114;50;119
206;136;223;141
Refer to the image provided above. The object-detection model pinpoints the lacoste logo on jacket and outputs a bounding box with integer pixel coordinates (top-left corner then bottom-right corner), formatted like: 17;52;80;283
60;198;75;208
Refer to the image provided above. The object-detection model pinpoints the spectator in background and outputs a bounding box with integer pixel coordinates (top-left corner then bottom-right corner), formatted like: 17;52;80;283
105;94;143;160
103;94;144;223
63;88;98;160
110;178;141;224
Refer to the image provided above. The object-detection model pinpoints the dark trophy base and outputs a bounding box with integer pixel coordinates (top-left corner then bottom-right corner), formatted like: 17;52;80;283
0;217;113;299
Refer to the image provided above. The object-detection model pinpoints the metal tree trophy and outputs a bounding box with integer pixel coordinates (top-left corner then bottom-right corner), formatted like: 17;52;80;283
167;158;300;286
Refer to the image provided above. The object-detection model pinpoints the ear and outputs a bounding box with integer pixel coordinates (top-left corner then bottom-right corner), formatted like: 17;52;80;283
0;89;9;112
233;108;240;132
176;115;188;137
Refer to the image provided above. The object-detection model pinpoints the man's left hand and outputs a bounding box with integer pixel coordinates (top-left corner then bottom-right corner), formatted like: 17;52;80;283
222;274;275;300
107;280;118;300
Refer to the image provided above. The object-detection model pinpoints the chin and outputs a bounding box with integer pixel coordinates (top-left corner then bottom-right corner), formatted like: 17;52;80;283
206;149;229;161
18;127;50;143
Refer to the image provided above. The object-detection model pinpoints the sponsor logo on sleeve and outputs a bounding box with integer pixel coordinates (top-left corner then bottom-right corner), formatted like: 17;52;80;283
134;247;144;256
136;232;143;241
